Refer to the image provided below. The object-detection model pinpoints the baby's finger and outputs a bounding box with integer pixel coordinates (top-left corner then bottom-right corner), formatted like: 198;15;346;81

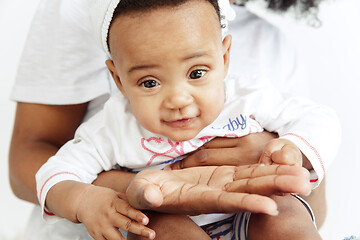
113;214;155;239
258;151;273;165
259;139;284;164
115;199;149;225
103;229;126;240
271;144;302;166
89;232;106;240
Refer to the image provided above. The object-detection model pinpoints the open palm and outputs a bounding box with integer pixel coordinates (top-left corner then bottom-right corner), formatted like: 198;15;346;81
126;164;310;216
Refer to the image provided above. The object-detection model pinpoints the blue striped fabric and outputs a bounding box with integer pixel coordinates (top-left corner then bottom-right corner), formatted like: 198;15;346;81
204;212;251;240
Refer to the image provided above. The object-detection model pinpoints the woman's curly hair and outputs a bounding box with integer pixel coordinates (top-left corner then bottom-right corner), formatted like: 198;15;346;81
235;0;321;13
267;0;319;13
234;0;322;26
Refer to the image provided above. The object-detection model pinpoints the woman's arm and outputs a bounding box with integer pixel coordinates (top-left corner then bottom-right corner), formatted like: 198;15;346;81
9;102;135;204
9;102;88;203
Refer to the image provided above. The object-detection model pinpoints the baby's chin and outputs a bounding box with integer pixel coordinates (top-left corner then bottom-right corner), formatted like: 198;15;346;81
166;135;197;142
164;131;201;142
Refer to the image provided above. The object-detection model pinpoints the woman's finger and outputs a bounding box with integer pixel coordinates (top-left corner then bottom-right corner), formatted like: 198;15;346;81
199;137;240;148
126;180;164;209
233;164;310;180
200;132;277;149
171;147;258;169
225;175;311;196
186;190;279;216
170;132;278;169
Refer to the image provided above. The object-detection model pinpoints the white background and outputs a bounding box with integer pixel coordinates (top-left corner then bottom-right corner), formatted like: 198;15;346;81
0;0;359;239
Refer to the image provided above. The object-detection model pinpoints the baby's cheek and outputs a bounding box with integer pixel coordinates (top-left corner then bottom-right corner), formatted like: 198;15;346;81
205;96;224;123
132;106;157;131
213;88;225;112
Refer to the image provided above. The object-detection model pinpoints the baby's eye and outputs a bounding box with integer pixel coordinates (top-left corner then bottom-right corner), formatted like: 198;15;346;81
141;80;159;88
189;70;206;79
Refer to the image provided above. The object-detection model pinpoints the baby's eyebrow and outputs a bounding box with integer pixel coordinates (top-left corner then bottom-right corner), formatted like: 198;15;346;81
182;51;209;61
128;52;210;73
128;64;159;73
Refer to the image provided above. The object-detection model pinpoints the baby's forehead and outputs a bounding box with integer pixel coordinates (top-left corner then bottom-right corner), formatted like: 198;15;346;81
111;0;221;24
108;1;223;57
108;0;222;38
89;0;230;58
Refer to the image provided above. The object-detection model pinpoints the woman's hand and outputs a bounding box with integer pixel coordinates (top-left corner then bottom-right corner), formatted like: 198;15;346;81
168;132;277;170
126;164;311;216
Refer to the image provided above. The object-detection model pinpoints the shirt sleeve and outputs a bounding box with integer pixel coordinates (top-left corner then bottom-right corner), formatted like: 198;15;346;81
35;107;118;222
227;76;342;189
11;0;112;105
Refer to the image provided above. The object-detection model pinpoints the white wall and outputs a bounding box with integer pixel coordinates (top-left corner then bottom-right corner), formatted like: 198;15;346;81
249;1;360;239
0;0;40;239
0;0;359;239
301;2;360;238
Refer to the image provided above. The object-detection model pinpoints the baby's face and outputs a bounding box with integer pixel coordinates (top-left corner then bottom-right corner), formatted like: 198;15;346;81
107;0;231;142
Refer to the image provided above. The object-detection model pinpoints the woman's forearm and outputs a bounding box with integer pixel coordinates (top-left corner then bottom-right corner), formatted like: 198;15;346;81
93;170;135;194
9;102;89;204
9;140;60;204
9;138;135;204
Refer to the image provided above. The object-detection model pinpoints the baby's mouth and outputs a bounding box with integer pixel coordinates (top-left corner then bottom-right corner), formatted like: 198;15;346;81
162;117;195;128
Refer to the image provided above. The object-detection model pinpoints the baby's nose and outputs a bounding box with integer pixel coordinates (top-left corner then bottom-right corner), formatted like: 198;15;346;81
163;89;194;110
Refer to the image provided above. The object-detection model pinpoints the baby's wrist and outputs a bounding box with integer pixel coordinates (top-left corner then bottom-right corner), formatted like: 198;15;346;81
73;183;96;223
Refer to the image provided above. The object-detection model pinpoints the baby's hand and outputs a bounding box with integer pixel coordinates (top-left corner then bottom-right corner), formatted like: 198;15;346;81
259;138;303;167
76;185;155;240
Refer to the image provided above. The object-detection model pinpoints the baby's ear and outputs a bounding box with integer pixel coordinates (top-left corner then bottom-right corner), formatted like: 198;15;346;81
105;60;127;98
222;35;232;77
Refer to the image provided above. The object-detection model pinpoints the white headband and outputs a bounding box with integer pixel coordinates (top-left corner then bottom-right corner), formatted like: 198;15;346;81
88;0;235;58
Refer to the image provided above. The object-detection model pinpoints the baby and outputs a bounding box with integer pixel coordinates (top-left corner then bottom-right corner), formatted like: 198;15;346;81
36;0;339;239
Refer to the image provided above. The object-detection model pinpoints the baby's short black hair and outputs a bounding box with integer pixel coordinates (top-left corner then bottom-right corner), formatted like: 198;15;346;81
108;0;222;53
112;0;221;22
